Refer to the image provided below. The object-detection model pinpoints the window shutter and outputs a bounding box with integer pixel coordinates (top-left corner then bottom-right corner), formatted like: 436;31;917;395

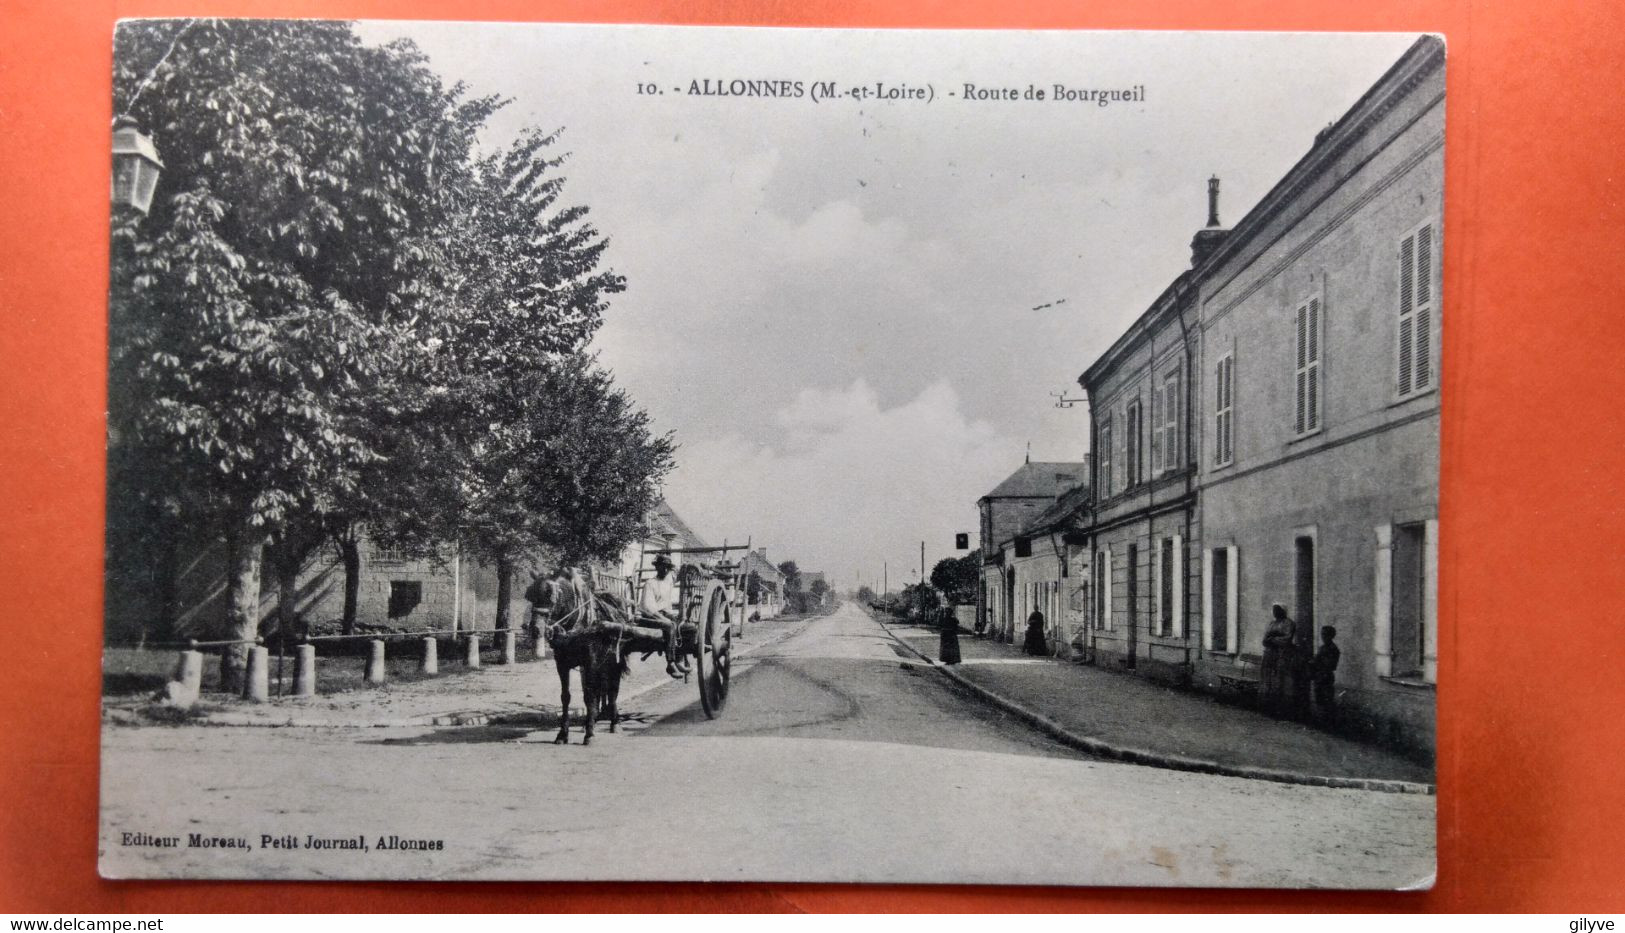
1150;382;1163;474
1103;547;1113;631
1225;546;1239;655
1307;297;1321;431
1294;305;1308;434
1399;233;1416;395
1416;224;1433;390
1151;538;1163;633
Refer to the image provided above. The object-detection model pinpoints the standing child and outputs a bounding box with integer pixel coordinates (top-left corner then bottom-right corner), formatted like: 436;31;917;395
1309;625;1341;720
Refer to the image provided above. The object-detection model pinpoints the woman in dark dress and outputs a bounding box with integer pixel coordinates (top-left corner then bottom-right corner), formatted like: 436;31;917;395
938;607;963;665
1023;609;1049;656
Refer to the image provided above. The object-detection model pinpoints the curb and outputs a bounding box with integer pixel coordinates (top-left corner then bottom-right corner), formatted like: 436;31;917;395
870;610;1435;796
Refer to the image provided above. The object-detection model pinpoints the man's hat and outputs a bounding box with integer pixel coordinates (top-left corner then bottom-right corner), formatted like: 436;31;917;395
652;553;675;570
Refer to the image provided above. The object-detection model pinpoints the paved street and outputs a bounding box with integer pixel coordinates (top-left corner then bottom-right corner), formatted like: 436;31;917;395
100;602;1434;887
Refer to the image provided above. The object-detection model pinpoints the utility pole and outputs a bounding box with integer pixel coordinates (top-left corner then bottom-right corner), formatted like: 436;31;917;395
920;541;926;583
884;562;888;595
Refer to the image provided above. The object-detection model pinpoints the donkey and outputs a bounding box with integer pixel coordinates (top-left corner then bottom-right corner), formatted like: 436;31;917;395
540;568;630;745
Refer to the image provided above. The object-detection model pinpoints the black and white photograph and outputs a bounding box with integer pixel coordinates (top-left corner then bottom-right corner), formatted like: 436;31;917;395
100;21;1443;887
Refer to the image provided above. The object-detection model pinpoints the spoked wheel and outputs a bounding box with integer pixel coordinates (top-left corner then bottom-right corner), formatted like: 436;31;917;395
695;582;732;719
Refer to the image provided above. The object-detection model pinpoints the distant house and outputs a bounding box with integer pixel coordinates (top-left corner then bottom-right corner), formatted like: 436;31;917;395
995;481;1093;656
975;459;1088;641
737;548;786;618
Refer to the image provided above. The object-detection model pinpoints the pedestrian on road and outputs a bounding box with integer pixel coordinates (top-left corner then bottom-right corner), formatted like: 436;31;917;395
938;607;962;665
1260;603;1296;715
1023;608;1049;656
1309;625;1341;721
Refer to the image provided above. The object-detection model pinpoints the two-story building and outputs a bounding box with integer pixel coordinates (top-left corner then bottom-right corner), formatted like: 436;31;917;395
1080;262;1204;683
976;459;1088;641
1190;36;1443;752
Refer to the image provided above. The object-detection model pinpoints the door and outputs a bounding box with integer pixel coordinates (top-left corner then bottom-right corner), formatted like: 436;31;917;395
1294;536;1316;650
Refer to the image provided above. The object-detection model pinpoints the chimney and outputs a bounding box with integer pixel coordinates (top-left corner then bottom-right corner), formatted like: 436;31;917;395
1190;174;1230;268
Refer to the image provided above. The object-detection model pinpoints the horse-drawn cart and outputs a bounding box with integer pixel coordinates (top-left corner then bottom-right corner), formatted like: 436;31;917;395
539;543;752;742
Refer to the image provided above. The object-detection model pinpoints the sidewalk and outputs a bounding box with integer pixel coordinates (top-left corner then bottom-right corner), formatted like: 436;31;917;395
104;614;813;730
875;612;1435;793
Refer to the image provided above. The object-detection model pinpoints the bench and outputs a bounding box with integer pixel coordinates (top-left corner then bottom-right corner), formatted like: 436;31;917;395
1216;653;1263;696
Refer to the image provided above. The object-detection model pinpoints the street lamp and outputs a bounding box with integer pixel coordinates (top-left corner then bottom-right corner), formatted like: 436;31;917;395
111;115;163;215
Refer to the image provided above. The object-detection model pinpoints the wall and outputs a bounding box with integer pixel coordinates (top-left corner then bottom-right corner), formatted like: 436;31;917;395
1193;47;1443;753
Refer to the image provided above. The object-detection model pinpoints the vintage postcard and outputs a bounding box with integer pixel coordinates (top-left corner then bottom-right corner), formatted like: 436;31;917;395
100;21;1442;886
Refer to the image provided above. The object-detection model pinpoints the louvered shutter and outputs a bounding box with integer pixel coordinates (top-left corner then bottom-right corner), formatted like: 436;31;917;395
1150;381;1163;474
1416;225;1433;390
1399;233;1416;394
1151;538;1163;634
1307;297;1321;431
1294;304;1308;434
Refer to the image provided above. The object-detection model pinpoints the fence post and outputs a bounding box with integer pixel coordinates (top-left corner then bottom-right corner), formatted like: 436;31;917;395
292;644;317;697
243;645;270;703
420;637;438;675
365;639;387;684
465;634;481;668
501;630;517;665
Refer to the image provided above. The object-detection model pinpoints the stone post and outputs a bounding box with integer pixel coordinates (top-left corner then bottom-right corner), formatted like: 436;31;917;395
174;650;203;695
420;637;438;675
365;639;387;685
501;630;517;665
243;645;270;703
465;634;481;668
292;644;317;697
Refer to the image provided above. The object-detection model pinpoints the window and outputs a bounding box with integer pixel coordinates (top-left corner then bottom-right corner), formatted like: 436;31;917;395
1014;537;1032;558
387;580;423;619
1398;224;1435;397
1126;398;1143;486
1158;539;1174;635
1293;296;1323;435
1153;368;1180;474
1214;353;1235;466
1098;414;1114;496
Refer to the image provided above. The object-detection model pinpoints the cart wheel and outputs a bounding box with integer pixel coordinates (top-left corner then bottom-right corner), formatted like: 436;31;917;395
696;582;731;718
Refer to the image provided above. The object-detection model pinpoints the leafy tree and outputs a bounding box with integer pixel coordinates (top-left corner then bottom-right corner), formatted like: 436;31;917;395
808;577;830;605
930;549;981;605
856;585;877;605
110;21;492;684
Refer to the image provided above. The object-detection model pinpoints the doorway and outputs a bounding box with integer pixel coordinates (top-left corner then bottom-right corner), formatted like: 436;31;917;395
1293;536;1316;648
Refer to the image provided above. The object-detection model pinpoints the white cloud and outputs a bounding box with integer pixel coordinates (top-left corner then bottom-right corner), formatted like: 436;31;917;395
665;378;1019;589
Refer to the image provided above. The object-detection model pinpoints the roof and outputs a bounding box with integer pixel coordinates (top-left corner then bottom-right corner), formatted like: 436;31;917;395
1015;481;1093;539
980;461;1089;501
799;571;827;588
738;548;784;581
1079;36;1444;392
650;500;706;549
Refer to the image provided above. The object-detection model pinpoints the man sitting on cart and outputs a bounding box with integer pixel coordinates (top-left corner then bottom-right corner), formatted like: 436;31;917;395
640;553;690;679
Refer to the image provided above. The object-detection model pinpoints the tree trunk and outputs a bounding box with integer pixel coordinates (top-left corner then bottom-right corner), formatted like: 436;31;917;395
340;537;361;636
276;553;302;646
495;556;513;633
221;514;264;694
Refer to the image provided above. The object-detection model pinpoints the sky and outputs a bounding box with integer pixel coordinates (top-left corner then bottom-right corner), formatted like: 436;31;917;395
359;23;1419;591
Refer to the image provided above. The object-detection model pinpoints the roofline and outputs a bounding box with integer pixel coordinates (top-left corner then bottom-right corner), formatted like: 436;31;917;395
1079;271;1196;388
1078;34;1443;390
1193;35;1444;283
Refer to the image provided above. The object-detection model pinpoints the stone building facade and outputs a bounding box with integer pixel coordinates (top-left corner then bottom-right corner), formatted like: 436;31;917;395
1190;36;1444;752
1080;271;1203;683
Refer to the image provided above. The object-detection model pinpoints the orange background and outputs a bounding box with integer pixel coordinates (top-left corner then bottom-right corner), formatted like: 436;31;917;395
3;0;1623;913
